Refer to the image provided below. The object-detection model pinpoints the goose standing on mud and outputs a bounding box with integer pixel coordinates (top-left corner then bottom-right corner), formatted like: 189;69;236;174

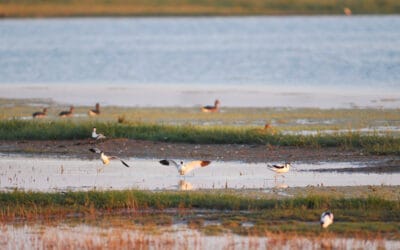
320;211;334;228
59;106;74;118
88;103;100;116
159;159;211;176
267;162;291;174
201;99;220;113
32;108;47;118
89;148;130;168
92;127;106;140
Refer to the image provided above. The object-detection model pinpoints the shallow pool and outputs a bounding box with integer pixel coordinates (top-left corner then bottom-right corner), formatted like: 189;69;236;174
0;154;398;192
1;222;398;250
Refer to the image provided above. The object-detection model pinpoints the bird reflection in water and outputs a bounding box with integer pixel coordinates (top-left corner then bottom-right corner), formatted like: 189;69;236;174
178;180;193;190
273;177;288;189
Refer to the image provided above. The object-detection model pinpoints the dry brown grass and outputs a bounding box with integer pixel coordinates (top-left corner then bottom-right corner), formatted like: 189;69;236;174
1;0;400;17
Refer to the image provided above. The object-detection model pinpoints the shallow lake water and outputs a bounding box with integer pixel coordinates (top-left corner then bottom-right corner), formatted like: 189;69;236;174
1;222;398;250
0;154;398;192
2;17;399;88
1;16;400;108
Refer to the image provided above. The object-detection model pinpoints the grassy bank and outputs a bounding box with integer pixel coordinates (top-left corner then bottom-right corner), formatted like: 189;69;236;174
2;189;398;215
1;119;400;155
1;189;399;237
1;0;400;17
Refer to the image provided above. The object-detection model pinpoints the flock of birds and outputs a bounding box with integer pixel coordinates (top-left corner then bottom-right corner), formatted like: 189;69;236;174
32;100;219;119
89;126;333;228
33;99;334;228
90;127;212;176
32;103;100;118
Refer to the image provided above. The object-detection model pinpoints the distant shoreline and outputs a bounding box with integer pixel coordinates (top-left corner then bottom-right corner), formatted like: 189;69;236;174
0;84;399;109
1;0;400;18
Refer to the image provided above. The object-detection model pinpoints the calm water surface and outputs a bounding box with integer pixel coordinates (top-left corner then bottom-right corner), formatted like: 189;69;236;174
0;155;398;192
1;16;399;89
2;223;398;250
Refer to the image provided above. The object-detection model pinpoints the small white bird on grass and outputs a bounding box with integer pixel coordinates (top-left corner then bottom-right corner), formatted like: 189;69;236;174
159;159;211;176
267;162;292;174
89;148;130;168
92;127;106;140
320;211;334;228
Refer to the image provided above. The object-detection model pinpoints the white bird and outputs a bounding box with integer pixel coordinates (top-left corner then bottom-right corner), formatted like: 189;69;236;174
92;127;106;140
267;162;291;174
320;211;334;228
159;159;211;175
89;148;130;168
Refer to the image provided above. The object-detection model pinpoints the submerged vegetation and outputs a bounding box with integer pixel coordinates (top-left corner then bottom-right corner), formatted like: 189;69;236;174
1;0;400;17
1;189;399;238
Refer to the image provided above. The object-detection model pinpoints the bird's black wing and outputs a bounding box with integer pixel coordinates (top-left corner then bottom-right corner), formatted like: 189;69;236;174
159;159;170;166
120;159;130;168
89;148;102;154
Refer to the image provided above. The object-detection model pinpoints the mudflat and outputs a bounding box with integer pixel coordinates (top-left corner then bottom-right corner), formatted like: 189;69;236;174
1;138;397;165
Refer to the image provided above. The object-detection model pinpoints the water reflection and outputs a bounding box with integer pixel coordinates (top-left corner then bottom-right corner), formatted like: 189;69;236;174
0;155;399;192
1;223;397;250
178;180;193;190
273;178;288;189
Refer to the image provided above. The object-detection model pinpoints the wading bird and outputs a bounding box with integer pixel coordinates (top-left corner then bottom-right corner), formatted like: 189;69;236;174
267;162;291;174
201;99;220;113
32;108;47;118
320;211;334;228
88;103;100;116
59;106;74;118
159;159;211;176
89;148;130;168
91;127;106;140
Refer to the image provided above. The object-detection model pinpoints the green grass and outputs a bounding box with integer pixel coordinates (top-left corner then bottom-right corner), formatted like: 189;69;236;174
1;0;400;17
1;119;400;154
1;189;399;238
3;100;400;132
1;189;399;219
2;102;400;154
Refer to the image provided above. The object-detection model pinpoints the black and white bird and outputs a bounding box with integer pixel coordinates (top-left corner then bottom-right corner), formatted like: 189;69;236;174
320;211;334;228
159;159;211;175
89;148;130;168
91;127;106;140
267;162;291;174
